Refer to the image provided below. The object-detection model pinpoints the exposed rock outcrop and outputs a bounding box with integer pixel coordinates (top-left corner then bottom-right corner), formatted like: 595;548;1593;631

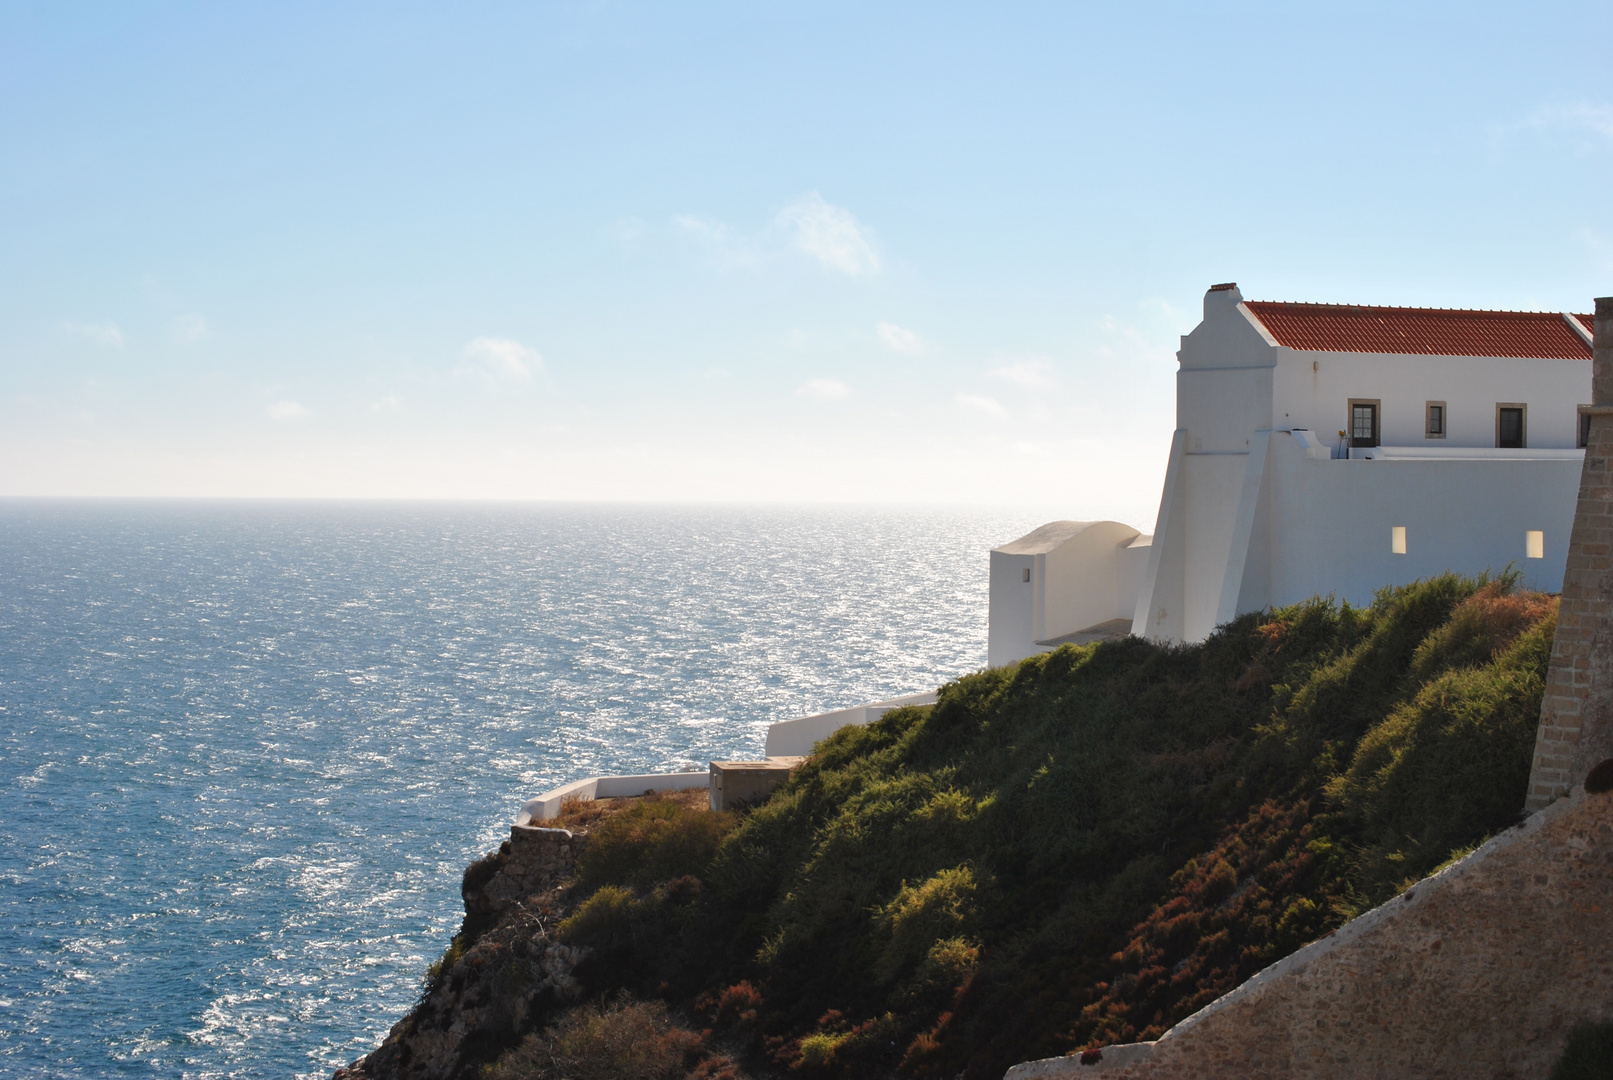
336;827;588;1080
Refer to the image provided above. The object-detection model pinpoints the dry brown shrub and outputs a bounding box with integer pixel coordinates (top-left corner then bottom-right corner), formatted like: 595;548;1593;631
552;787;711;835
1410;581;1556;678
484;997;715;1080
702;980;763;1029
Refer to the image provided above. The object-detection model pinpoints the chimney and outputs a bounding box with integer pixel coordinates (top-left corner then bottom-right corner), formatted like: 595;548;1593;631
1204;282;1242;319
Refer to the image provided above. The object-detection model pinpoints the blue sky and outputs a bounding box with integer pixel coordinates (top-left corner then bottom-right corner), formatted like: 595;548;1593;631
3;1;1609;524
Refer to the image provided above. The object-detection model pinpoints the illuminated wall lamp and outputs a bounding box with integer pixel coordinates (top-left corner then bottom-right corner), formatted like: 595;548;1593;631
1526;530;1544;559
1391;526;1407;555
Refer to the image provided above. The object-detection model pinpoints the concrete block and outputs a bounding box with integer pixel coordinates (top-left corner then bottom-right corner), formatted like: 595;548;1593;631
709;757;806;811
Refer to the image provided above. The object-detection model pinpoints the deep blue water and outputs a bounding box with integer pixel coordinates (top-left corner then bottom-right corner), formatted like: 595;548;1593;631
0;501;1039;1078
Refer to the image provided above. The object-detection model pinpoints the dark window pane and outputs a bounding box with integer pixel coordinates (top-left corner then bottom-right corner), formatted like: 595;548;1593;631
1427;405;1443;435
1351;404;1377;446
1582;412;1593;449
1499;407;1523;448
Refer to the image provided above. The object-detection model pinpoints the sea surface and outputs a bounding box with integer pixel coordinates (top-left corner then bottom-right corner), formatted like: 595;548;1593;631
0;500;1044;1078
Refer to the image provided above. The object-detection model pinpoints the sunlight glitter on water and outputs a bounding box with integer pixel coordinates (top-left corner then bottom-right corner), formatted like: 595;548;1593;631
0;501;1048;1077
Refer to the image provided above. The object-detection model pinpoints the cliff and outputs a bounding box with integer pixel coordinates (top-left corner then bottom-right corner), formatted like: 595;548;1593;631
337;574;1557;1080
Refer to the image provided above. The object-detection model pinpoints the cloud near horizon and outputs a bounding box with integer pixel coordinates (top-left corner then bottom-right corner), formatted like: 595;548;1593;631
267;400;310;421
775;193;880;276
463;337;541;380
796;378;850;402
990;356;1057;388
954;391;1007;419
877;321;923;354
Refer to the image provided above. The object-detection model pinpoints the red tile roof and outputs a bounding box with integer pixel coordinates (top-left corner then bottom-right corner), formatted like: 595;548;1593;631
1243;301;1593;360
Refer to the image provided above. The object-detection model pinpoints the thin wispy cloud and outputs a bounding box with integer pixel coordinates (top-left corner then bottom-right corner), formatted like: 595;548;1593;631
1524;101;1613;139
65;322;123;348
1492;100;1613;153
990;356;1057;388
877;322;923;355
611;216;644;249
267;400;310;421
775;193;879;276
674;214;755;268
954;392;1007;419
171;313;208;343
674;193;880;277
797;378;850;402
462;337;541;380
369;394;402;412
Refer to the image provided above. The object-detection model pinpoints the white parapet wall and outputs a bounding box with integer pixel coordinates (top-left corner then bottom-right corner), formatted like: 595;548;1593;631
516;691;939;823
515;771;708;825
762;691;938;757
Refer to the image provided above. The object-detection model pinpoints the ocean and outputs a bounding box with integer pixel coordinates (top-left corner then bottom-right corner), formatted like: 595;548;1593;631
0;500;1042;1078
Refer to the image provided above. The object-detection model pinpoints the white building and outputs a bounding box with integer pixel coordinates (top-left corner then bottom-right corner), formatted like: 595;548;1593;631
990;283;1595;661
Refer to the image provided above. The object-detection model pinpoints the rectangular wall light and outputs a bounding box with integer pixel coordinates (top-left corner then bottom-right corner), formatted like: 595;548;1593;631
1391;526;1407;554
1526;530;1544;559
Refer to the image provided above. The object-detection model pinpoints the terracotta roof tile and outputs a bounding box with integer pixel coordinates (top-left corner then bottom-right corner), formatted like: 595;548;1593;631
1243;301;1593;360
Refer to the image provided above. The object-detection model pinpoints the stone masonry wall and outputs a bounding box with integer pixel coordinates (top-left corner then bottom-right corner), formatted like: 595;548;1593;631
1528;297;1613;809
1006;789;1613;1080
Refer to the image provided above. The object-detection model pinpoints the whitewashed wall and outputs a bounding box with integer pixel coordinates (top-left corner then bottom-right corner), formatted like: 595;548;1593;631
1137;430;1581;644
1270;346;1590;450
1251;433;1579;609
988;521;1148;667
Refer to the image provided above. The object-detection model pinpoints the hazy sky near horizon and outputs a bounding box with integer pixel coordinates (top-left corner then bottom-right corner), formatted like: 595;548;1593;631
3;2;1610;523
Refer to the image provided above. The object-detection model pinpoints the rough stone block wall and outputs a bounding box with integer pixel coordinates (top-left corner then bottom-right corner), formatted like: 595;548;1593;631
462;825;581;922
1528;297;1613;809
1006;790;1613;1080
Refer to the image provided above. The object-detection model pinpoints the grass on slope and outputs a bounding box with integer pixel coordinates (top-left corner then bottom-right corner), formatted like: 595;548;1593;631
516;574;1553;1080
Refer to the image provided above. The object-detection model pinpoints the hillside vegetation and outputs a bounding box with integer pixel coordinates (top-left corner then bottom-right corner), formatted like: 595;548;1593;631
370;574;1557;1080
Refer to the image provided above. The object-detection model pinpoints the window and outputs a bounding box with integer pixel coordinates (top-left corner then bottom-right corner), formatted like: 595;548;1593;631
1579;406;1594;449
1022;567;1031;582
1496;404;1526;449
1391;526;1407;554
1526;531;1544;559
1425;401;1446;439
1348;399;1380;448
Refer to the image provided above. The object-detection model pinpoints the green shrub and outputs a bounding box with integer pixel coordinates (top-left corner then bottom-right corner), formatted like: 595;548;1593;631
575;796;737;893
1328;596;1553;902
873;866;980;983
546;575;1556;1080
556;885;638;950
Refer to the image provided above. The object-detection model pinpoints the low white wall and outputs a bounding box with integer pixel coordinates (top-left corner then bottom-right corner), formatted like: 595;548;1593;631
516;771;708;824
516;691;940;823
763;691;937;757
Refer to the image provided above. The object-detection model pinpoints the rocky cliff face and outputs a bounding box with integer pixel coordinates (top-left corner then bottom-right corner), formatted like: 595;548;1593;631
336;826;591;1080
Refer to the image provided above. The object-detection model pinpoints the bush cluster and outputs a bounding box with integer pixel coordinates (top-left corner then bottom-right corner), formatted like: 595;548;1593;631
481;573;1556;1080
